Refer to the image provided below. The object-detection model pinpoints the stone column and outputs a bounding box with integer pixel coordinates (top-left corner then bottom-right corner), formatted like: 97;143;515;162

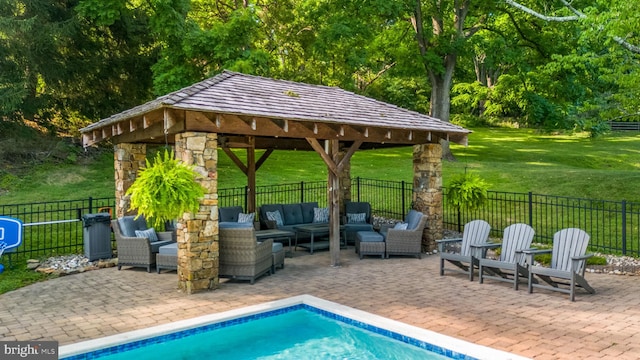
114;143;146;218
174;132;219;294
412;144;443;252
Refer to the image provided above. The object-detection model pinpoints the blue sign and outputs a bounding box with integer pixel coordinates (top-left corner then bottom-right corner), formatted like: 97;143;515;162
0;216;23;252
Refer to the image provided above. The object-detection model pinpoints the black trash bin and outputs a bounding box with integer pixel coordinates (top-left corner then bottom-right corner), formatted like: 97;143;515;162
82;213;112;261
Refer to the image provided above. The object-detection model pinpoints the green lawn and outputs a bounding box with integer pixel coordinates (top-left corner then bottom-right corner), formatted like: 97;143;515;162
1;127;639;204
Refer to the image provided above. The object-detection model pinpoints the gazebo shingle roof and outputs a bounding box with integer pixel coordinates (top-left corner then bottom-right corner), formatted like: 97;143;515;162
80;70;469;147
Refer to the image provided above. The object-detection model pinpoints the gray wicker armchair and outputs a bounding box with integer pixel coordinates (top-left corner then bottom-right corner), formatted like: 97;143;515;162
112;219;175;272
219;227;273;284
381;210;427;259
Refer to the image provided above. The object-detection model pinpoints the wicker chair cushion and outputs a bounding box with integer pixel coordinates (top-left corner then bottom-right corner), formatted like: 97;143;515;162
357;231;384;242
118;216;147;237
219;206;243;222
347;213;367;224
405;210;423;230
158;243;177;255
219;222;253;229
135;228;158;241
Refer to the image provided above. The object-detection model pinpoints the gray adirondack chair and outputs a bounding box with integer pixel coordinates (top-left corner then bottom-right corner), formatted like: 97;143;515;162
524;228;595;301
437;220;491;281
478;223;535;290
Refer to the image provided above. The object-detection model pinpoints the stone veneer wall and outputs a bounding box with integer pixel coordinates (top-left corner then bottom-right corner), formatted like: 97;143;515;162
412;144;443;252
114;143;146;218
174;132;219;294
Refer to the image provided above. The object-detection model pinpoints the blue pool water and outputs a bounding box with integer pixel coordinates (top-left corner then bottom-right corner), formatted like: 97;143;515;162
61;305;464;360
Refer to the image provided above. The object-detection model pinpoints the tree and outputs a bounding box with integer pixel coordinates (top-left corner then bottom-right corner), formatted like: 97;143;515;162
1;0;156;133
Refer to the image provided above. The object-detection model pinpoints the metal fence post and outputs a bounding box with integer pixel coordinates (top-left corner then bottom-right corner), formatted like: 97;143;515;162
300;181;305;203
88;196;93;214
401;180;406;219
528;192;533;227
356;177;361;202
244;186;248;211
622;200;627;255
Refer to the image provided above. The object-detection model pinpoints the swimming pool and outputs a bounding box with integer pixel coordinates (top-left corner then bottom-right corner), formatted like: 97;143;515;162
59;295;529;360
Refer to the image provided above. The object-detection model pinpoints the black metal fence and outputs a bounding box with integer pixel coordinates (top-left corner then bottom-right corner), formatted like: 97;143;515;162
0;197;116;260
2;178;639;263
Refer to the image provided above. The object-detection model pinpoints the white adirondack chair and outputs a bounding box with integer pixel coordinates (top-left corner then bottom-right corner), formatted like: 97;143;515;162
524;228;595;301
477;223;536;290
437;220;491;281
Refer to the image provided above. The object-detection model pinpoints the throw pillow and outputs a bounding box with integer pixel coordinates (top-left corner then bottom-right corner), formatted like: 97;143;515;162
237;212;255;223
393;222;409;230
265;210;284;226
313;207;329;223
347;212;367;224
135;228;159;242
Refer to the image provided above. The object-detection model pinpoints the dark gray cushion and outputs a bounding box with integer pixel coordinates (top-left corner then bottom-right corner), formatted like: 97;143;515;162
118;216;138;237
282;204;303;226
345;202;371;223
300;202;318;224
219;206;243;222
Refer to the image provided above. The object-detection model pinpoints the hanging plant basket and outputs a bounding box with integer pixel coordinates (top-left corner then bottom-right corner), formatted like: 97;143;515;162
126;149;205;230
447;172;489;212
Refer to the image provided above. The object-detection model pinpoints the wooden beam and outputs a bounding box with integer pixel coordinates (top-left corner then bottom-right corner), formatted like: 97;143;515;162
306;138;338;176
337;140;362;173
255;149;273;171
247;136;256;213
221;147;248;175
328;139;341;267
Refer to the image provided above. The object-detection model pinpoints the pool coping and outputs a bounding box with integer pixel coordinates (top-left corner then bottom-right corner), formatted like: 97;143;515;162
59;294;530;360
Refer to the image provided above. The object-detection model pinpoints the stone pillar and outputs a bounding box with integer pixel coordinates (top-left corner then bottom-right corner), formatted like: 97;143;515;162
114;143;146;218
174;132;219;294
412;144;443;252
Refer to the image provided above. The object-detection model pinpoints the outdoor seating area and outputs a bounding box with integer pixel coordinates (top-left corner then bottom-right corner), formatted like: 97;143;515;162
3;246;637;359
439;220;596;301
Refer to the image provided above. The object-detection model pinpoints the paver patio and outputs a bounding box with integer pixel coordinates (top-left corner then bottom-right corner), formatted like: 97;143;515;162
1;248;639;359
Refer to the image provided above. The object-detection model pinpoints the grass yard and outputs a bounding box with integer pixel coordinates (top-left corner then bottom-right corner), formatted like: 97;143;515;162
1;128;639;204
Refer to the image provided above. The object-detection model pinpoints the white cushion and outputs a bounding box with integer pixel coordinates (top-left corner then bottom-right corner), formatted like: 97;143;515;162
265;210;284;226
347;212;366;224
313;207;329;223
238;212;255;223
393;222;409;230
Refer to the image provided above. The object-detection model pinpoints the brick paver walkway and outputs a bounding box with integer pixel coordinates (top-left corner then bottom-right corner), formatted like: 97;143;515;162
1;248;639;359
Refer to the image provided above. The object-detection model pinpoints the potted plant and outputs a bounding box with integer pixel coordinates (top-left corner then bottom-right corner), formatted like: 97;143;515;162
447;172;489;232
126;149;205;230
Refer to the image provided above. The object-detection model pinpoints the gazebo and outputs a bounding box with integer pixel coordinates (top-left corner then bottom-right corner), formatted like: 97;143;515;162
80;70;470;293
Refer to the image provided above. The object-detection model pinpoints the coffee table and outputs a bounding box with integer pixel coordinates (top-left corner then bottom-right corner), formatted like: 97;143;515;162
294;224;346;254
255;229;295;256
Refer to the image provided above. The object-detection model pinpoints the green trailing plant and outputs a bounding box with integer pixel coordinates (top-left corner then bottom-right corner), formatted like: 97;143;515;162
126;149;205;230
447;172;489;211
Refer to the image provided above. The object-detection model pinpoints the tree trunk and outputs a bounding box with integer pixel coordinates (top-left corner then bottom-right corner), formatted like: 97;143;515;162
429;69;456;161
